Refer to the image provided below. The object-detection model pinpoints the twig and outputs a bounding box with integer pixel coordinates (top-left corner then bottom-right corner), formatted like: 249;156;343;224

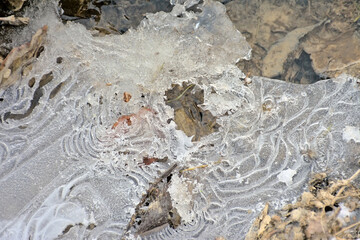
180;164;208;173
166;84;195;103
335;221;360;236
332;169;360;205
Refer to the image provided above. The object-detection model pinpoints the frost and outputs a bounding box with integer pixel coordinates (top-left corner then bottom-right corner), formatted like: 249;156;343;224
277;169;297;186
0;0;359;239
168;175;194;223
343;126;360;143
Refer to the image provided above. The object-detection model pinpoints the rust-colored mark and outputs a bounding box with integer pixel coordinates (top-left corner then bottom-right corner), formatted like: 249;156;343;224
142;156;168;166
111;107;154;130
106;83;112;86
112;114;134;129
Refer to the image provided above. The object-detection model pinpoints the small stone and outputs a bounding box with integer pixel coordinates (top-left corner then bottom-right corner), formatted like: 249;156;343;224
56;57;63;64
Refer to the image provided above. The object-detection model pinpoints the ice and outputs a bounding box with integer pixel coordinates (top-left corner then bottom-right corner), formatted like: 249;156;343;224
343;126;360;143
277;169;297;186
337;203;353;225
168;174;194;223
0;0;359;239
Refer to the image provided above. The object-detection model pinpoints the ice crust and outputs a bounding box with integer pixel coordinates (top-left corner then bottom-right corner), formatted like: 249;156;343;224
0;0;359;239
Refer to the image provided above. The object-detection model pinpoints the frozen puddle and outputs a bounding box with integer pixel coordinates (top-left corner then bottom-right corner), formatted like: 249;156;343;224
0;0;359;239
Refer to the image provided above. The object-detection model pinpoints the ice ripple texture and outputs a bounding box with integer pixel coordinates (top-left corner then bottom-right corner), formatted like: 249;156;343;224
0;0;359;239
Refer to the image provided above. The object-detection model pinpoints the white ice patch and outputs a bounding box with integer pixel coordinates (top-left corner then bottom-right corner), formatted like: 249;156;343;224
277;169;297;186
343;126;360;143
168;175;194;223
337;203;354;225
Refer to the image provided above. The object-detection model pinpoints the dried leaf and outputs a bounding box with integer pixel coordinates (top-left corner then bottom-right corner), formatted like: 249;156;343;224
0;25;47;88
123;92;132;102
165;83;220;141
313;200;325;209
258;215;271;236
0;15;29;25
246;170;360;239
142;156;168;166
305;216;328;238
301;192;315;205
290;209;305;222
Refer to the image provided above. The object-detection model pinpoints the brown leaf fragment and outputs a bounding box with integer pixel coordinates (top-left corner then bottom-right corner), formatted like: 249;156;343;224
112;115;133;129
305;215;328;239
0;25;48;89
143;157;157;165
123;92;132;102
143;156;168;166
245;203;270;240
301;192;315;205
122;164;180;238
0;15;29;25
111;108;154;129
165;82;220;141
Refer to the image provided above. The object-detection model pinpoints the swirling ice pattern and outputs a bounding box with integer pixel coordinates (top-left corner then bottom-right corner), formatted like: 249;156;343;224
1;71;359;240
122;76;359;240
166;76;360;239
62;124;103;160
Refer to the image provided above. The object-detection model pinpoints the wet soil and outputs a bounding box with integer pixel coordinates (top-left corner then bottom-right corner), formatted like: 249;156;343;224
225;0;360;83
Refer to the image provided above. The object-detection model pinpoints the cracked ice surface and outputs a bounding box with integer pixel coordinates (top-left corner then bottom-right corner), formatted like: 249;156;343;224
0;0;359;239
